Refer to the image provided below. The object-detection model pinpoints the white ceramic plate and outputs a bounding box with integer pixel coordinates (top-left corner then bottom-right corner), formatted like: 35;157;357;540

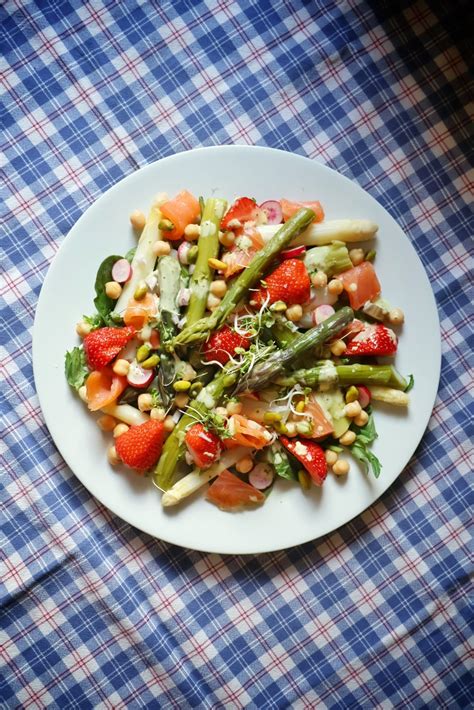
33;146;440;554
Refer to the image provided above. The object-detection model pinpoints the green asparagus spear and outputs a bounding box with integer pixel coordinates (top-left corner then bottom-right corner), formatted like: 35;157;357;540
186;198;227;328
153;364;237;491
276;363;408;390
235;308;353;393
171;207;316;349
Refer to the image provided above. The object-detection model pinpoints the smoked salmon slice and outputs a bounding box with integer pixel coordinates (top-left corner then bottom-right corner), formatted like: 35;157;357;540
160;190;200;240
86;367;127;411
206;469;265;510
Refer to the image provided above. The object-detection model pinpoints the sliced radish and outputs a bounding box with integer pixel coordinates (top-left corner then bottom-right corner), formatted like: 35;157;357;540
112;258;132;283
357;385;371;409
280;245;306;260
127;360;154;389
314;304;335;325
259;200;283;225
248;462;274;490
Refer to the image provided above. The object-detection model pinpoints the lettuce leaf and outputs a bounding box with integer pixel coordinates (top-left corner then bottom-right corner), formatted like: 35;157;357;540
267;442;298;481
350;407;382;478
65;347;89;390
93;254;122;325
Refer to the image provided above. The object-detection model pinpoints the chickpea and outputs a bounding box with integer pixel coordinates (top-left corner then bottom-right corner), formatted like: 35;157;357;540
138;393;154;412
388;307;405;326
105;281;122;300
153;240;171;257
113;423;129;438
339;430;356;446
174;393;190;409
130;209;146;231
183;224;200;241
328;279;344;296
150;407;166;421
349;248;365;266
311;271;328;288
78;385;88;403
330;339;346;357
207;294;221;311
286;304;303;322
354;410;369;427
113;359;130;376
325;449;338;466
344;401;362;418
163;416;175;432
236;456;253;474
210;280;227;298
76;320;92;338
333;459;350;476
97;414;117;432
107;445;120;465
226;400;243;416
219;231;235;247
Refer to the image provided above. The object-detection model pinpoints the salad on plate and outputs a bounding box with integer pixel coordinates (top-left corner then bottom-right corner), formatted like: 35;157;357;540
65;190;413;511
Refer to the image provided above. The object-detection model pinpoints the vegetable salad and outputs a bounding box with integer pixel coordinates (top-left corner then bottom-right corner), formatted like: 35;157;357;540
65;191;412;511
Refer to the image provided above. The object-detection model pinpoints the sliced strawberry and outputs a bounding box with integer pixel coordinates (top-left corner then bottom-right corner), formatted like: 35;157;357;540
115;419;165;472
344;323;397;356
203;326;251;365
280;436;327;485
83;326;135;370
252;258;310;307
221;197;259;230
185;423;222;469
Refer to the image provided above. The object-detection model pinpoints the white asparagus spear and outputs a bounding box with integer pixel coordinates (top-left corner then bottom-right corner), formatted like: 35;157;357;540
258;219;378;247
161;446;248;507
369;386;410;406
102;403;149;426
115;205;162;313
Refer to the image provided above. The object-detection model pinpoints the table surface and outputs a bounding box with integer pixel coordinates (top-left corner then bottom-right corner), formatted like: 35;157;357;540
2;1;472;707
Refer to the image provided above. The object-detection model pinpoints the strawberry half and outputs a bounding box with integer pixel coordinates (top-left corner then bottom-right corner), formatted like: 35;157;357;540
185;423;221;469
344;323;397;357
252;258;310;307
83;326;135;370
203;325;251;365
221;197;259;230
115;419;165;472
280;436;327;485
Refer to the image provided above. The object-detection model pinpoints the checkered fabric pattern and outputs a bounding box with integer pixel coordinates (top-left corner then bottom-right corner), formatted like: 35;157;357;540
2;0;473;706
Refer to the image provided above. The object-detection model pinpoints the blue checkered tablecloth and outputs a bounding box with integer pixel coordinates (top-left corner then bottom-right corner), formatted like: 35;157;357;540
2;0;473;707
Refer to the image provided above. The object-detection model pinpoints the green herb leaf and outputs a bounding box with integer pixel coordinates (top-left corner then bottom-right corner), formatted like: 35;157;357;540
351;441;382;478
404;374;415;392
125;247;136;263
267;442;298;481
83;313;102;330
93;254;123;325
350;407;381;477
65;347;89;390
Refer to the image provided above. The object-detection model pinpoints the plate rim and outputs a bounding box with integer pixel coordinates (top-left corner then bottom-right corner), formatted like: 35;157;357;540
32;145;442;554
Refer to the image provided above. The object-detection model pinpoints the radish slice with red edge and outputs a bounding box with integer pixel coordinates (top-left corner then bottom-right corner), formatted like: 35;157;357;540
314;304;335;325
248;463;274;490
259;200;283;225
127;361;154;389
280;245;306;260
112;258;132;283
357;385;371;409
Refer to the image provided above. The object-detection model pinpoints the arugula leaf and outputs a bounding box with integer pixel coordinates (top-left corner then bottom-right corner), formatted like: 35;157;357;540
93;254;122;325
267;442;298;481
83;313;102;331
350;407;381;477
65;347;89;390
351;442;382;478
125;247;136;263
404;374;415;392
